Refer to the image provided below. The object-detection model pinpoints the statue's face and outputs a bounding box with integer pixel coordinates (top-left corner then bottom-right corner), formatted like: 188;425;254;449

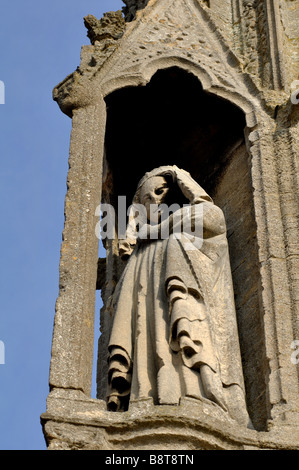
139;176;170;222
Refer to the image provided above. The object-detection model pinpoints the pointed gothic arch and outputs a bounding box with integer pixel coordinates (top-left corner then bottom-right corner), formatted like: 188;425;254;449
101;55;259;129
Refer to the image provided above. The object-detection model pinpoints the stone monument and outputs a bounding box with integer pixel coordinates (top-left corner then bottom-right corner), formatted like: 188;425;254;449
41;0;299;450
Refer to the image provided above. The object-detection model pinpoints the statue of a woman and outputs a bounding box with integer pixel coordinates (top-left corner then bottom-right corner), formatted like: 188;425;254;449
106;166;252;428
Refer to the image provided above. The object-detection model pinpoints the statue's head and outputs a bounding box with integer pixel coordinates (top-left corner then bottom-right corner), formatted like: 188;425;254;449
134;166;193;222
139;175;170;222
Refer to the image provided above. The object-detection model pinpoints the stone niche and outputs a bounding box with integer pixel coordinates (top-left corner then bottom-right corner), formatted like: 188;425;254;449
99;66;267;432
42;0;299;451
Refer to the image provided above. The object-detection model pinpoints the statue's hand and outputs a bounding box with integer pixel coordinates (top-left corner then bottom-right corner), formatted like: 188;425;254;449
174;166;212;205
119;239;135;260
174;167;199;203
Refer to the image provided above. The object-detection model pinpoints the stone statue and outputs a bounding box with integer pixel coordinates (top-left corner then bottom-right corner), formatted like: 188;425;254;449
107;166;252;428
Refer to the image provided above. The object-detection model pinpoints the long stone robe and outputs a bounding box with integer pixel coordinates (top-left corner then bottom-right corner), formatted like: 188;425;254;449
107;168;252;428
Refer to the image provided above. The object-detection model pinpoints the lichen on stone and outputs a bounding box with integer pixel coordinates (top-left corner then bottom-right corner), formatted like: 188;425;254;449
84;11;126;45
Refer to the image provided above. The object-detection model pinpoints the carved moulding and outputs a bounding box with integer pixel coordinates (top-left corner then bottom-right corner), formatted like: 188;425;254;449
44;0;299;450
41;390;299;450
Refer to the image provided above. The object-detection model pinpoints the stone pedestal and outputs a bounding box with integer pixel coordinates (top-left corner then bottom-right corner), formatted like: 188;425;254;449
41;390;298;450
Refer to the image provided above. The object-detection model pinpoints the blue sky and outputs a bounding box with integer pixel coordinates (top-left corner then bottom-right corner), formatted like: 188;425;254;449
0;0;123;451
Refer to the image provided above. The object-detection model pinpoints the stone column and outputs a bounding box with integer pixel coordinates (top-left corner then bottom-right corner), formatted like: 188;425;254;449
49;83;106;396
248;119;299;429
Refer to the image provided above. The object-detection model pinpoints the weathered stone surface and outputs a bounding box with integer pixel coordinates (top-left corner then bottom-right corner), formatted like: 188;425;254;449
84;11;125;45
106;166;252;430
44;0;299;452
41;390;299;450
